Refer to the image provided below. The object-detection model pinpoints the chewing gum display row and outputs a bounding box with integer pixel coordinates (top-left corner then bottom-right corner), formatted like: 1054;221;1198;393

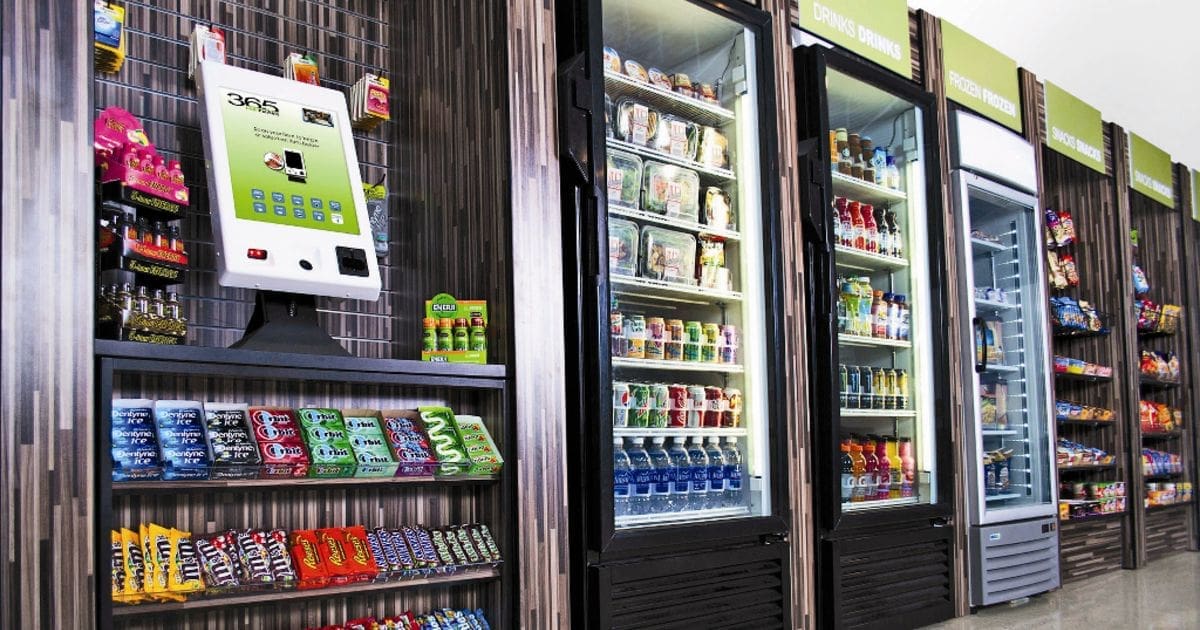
308;608;492;630
111;401;503;481
113;522;500;605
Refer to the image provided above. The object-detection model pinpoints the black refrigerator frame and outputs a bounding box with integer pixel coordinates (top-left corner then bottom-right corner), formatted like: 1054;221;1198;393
794;44;957;629
557;0;792;628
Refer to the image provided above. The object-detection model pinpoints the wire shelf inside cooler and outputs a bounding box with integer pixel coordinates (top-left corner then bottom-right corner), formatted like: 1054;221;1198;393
841;496;919;511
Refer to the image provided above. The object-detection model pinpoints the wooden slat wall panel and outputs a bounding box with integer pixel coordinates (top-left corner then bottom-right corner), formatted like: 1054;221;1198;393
1178;164;1200;552
0;1;95;629
761;0;814;627
506;0;571;627
1021;69;1133;574
917;12;969;617
1144;506;1192;562
1057;518;1124;583
110;374;504;629
94;0;395;357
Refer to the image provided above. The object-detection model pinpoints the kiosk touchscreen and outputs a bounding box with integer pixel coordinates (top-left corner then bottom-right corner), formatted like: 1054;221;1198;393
195;61;381;302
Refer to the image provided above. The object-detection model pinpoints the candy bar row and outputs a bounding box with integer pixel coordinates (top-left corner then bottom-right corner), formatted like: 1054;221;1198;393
111;400;502;482
112;521;501;605
308;608;493;630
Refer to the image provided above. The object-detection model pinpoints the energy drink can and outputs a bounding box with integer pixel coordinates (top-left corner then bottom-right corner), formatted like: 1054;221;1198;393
872;368;886;409
847;365;861;409
882;369;897;409
838;364;849;408
896;369;909;409
860;367;874;410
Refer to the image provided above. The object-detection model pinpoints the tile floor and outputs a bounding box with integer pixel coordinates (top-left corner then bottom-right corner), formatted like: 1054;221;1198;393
925;551;1200;629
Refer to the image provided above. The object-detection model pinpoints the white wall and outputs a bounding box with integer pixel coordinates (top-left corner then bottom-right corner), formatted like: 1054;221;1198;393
908;0;1200;170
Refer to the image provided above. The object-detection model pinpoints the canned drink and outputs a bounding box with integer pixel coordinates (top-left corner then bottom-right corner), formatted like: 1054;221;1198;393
684;321;704;343
649;407;669;428
720;324;738;347
723;388;743;427
686;386;706;427
665;320;684;359
895;369;909;409
613;381;631;408
630;383;651;428
701;323;720;345
612;407;629;427
610;311;625;357
882;369;896;410
846;365;861;409
625;315;646;359
860;367;874;410
703;386;724;427
872;369;886;409
646;317;666;360
667;384;688;411
838;365;849;408
667;319;685;342
701;343;718;363
665;341;684;361
683;341;701;362
651;384;670;410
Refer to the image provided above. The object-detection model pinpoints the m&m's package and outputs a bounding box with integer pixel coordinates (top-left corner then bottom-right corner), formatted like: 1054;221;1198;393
418;406;470;476
341;410;399;478
154;401;210;481
381;411;438;476
454;415;504;475
297;408;358;478
112;399;161;481
248;407;310;478
203;403;261;479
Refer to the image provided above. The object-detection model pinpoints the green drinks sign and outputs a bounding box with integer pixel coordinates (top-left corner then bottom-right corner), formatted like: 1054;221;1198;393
1128;132;1173;207
1043;81;1105;174
798;0;911;79
940;20;1022;133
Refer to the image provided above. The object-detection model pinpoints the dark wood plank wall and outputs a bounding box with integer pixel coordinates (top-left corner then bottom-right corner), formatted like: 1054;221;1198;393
95;0;396;357
916;12;970;617
1021;72;1133;578
1178;164;1200;551
762;0;815;626
505;0;572;626
0;1;96;629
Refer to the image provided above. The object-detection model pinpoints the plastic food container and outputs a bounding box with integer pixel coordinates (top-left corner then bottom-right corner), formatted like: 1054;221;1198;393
606;149;643;210
648;115;698;161
704;187;734;230
615;98;659;147
608;218;640;277
696;126;730;169
641;161;700;221
639;226;697;284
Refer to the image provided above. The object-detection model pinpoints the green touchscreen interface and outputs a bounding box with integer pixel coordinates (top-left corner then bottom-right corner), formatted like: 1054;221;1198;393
219;87;360;235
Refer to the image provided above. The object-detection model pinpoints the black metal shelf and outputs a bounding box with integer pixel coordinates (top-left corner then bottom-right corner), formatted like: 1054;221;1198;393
1143;472;1186;481
1058;463;1118;473
1054;371;1113;384
1052;327;1110;340
1141;430;1183;440
1139;374;1182;390
1146;501;1193;512
112;474;501;495
1059;511;1126;525
1057;418;1118;428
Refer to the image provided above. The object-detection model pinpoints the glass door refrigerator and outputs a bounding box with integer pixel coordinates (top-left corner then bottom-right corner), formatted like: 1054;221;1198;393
794;45;955;629
556;1;791;627
950;110;1060;607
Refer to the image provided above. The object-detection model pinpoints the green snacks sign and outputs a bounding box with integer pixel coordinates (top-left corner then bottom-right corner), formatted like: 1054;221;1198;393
1043;81;1105;174
799;0;911;79
940;20;1022;133
1128;132;1173;207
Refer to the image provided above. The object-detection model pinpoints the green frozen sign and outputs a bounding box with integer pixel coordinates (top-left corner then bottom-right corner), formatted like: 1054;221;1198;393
798;0;912;79
1128;132;1173;207
941;20;1022;133
1043;81;1105;174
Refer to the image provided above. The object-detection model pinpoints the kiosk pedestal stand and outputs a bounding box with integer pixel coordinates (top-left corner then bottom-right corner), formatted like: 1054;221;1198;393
233;291;350;356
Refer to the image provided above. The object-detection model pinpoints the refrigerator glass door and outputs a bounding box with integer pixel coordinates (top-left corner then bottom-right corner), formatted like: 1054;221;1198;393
825;68;938;513
956;172;1056;523
601;0;772;530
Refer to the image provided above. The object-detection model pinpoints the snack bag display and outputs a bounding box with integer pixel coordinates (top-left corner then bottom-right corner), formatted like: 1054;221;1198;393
154;400;210;480
112;399;162;481
140;523;171;598
170;529;205;594
608;217;640;277
454;415;503;475
342;411;399;477
297;408;358;478
193;535;239;591
120;528;147;602
316;527;357;584
289;529;331;590
418;406;471;475
350;73;391;131
203;402;261;479
94;2;127;73
248;407;310;478
340;525;381;583
232;529;275;584
381;411;439;476
284;52;320;84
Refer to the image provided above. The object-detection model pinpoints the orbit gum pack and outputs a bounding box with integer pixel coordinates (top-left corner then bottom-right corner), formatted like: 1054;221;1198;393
202;402;261;479
298;408;358;478
453;415;504;475
153;400;210;480
248;407;311;478
417;406;471;475
341;410;399;478
381;410;439;476
111;399;162;481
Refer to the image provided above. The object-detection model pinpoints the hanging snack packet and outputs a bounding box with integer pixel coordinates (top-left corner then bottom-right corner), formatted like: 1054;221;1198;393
1046;252;1067;289
1057;209;1076;246
1060;253;1080;287
94;2;127;73
284;52;320;85
1045;209;1064;247
1132;263;1151;295
188;24;226;79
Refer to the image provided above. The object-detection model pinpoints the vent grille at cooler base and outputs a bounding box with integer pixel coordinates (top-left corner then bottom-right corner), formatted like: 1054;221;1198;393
836;533;953;629
600;545;788;629
971;518;1060;606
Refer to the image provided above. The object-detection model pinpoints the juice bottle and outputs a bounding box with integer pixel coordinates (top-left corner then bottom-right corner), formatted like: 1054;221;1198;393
886;210;902;258
886;293;900;340
861;436;879;501
849;442;866;502
840;440;854;503
857;279;873;336
899;437;915;497
421;317;438;352
841;279;859;336
838;198;854;246
849;201;865;250
886;156;900;190
832;201;842;245
871;291;888;338
875;439;891;501
886;438;902;498
861;203;877;253
897;296;910;341
874;206;889;255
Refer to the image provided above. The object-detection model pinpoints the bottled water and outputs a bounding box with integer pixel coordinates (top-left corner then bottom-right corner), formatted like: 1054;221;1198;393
686;437;709;511
647;437;673;513
626;438;653;516
721;437;744;507
667;438;692;512
705;437;727;509
613;438;631;518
